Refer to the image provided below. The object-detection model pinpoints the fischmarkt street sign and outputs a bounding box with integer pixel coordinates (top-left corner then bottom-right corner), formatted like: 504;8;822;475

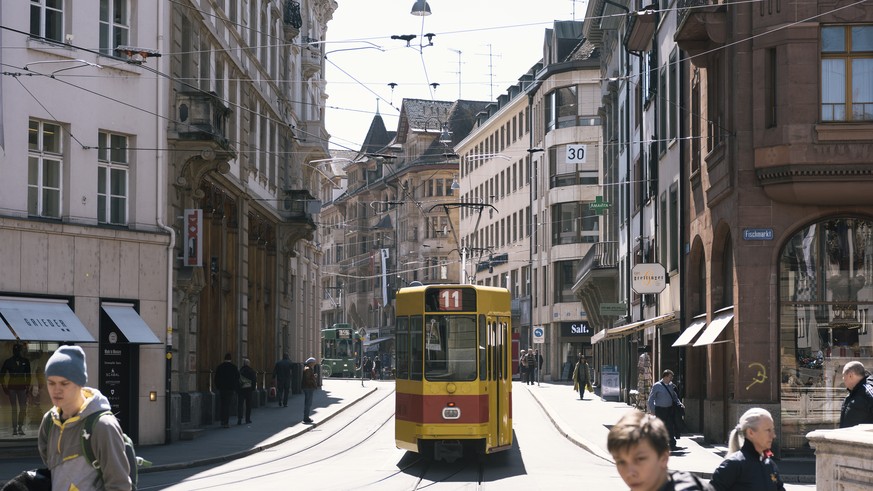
599;302;627;316
632;263;667;294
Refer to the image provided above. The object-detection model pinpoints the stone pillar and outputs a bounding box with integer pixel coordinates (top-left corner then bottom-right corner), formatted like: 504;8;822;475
807;424;873;489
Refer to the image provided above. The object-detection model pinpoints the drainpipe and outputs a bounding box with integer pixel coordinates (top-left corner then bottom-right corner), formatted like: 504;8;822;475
154;0;175;445
678;52;688;402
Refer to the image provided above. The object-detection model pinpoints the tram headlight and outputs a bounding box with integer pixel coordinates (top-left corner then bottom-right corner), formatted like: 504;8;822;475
442;402;461;420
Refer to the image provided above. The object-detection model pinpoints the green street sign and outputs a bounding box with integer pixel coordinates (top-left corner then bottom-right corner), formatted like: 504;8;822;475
589;196;610;215
599;302;627;316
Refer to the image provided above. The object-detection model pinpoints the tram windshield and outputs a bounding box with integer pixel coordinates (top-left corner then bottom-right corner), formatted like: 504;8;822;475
424;314;477;381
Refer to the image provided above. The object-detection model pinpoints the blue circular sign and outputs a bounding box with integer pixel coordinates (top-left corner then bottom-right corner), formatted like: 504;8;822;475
534;327;544;337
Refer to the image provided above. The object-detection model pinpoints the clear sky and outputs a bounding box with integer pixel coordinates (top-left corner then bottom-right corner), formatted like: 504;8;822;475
324;0;588;152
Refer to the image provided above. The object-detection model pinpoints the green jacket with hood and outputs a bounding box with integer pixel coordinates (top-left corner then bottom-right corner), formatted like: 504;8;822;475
38;387;131;491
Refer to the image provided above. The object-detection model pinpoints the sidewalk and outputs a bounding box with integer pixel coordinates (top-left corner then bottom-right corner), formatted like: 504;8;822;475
523;380;816;484
0;378;377;483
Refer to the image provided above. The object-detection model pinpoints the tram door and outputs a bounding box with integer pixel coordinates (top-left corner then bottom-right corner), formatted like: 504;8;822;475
485;315;512;450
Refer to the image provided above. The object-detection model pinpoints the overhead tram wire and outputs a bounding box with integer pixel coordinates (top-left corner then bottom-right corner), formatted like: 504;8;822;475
4;0;855;156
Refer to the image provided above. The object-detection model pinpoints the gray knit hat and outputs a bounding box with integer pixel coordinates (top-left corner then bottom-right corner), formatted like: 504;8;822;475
45;346;88;387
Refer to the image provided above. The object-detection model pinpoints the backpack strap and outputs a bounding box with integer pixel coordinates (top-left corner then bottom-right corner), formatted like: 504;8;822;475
81;410;114;470
39;411;53;446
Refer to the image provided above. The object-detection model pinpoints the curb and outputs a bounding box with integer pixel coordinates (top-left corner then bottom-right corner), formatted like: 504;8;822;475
141;385;379;473
524;386;616;464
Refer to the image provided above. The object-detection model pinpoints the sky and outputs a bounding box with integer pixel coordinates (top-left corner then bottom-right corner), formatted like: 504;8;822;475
323;0;589;152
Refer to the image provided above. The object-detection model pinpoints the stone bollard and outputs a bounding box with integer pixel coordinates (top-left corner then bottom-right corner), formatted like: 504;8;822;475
807;424;873;489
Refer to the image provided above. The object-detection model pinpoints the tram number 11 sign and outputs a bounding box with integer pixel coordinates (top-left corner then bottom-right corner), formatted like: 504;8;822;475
439;289;463;311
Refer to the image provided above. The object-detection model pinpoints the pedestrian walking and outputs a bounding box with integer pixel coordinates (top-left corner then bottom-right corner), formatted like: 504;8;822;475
710;407;784;491
524;349;536;385
214;353;239;428
1;344;31;436
237;358;256;425
572;355;591;400
38;345;132;491
608;411;713;491
535;349;544;386
302;357;318;423
272;353;293;407
647;369;684;451
839;360;873;428
374;356;382;380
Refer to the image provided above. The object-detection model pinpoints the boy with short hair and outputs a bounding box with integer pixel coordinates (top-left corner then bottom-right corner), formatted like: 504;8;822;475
607;411;712;491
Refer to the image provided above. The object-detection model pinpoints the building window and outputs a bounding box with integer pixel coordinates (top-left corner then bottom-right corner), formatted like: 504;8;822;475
99;0;129;56
97;132;129;225
552;202;598;245
669;48;678;141
545;86;578;131
548;146;598;188
28;119;63;218
765;47;777;128
779;217;873;453
821;25;873;121
554;261;578;303
669;185;679;271
30;0;64;42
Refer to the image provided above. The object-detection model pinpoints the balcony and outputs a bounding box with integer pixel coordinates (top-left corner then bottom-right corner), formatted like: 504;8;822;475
279;189;317;245
571;241;619;329
282;0;302;41
169;91;232;150
302;45;322;78
624;7;657;52
674;0;726;63
296;119;330;157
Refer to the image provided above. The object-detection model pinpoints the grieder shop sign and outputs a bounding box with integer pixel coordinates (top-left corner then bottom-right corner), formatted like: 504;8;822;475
632;263;667;294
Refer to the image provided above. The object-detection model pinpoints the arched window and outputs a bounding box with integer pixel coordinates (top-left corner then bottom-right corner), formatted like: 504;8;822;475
779;217;873;453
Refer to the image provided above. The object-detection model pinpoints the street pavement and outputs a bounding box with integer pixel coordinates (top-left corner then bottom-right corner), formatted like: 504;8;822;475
0;378;815;486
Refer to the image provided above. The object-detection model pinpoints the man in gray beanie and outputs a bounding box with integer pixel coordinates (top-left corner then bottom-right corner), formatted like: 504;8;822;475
39;345;131;490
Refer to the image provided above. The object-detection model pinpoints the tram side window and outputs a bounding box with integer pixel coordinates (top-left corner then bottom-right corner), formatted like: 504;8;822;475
425;315;477;381
479;315;488;381
410;316;423;381
396;316;409;380
499;319;508;380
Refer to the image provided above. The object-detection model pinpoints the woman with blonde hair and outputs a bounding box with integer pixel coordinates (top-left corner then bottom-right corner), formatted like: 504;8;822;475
710;408;784;491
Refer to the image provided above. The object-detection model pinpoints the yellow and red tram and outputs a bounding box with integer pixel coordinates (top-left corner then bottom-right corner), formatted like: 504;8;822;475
394;284;513;462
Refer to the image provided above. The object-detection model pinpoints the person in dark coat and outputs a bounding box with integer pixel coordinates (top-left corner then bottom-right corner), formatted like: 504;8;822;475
214;353;239;428
710;407;784;491
839;360;873;428
1;344;31;436
374;356;382;380
237;358;256;425
608;411;713;491
272;353;293;407
572;355;591;400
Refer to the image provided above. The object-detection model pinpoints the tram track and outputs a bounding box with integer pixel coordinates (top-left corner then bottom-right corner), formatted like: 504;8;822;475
138;387;397;490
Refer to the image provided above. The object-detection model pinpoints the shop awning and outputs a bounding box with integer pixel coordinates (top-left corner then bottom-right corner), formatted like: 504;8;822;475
672;314;708;347
101;303;162;344
590;329;607;344
0;297;96;342
693;307;734;346
591;312;676;344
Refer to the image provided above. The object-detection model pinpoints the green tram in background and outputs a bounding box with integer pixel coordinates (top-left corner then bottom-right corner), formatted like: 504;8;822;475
321;323;362;377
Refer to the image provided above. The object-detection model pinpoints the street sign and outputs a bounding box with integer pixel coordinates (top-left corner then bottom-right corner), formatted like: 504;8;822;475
566;144;587;163
632;263;667;294
743;228;774;241
599;302;627;316
589;196;610;215
532;326;545;344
